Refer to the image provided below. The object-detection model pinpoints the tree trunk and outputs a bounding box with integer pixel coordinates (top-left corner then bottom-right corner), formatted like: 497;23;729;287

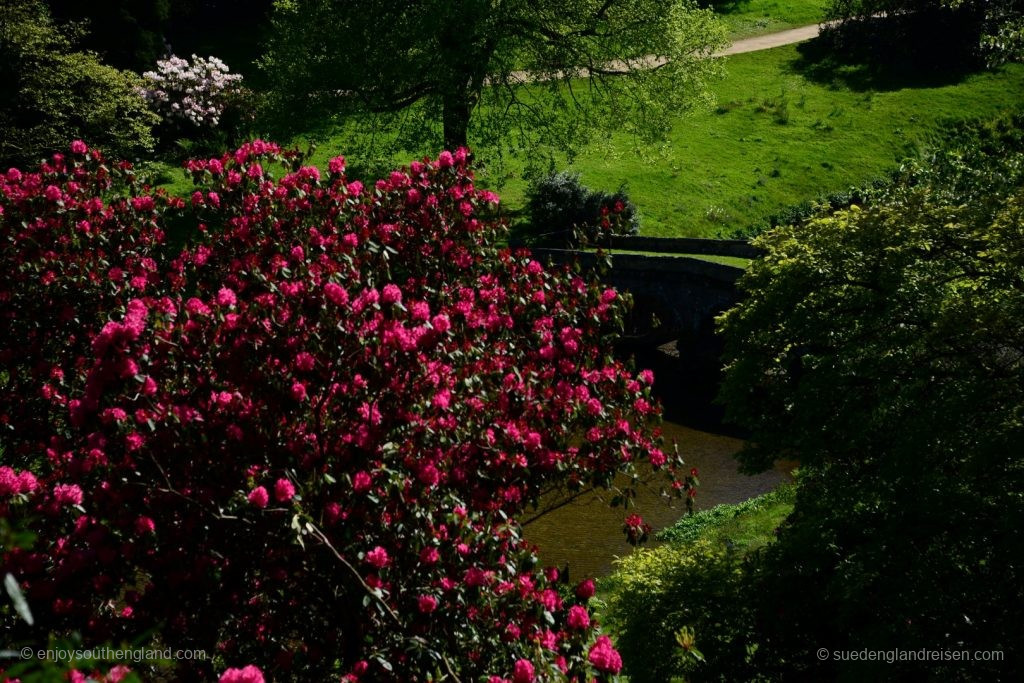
442;92;471;151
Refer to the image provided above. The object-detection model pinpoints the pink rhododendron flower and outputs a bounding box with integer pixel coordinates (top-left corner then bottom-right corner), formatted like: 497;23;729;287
218;665;265;683
274;478;296;502
567;605;590;629
294;351;315;372
381;283;403;305
649;448;666;467
247;486;269;508
365;546;389;568
70;140;88;155
324;282;349;306
125;432;145;452
216;287;237;307
588;636;623;674
185;297;212;316
352;471;372;493
18;470;38;494
512;658;535;683
418;463;440;487
106;664;132;682
52;483;83;506
418;594;438;613
0;467;21;496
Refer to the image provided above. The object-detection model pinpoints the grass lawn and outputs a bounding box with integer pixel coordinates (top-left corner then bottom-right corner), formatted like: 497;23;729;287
155;20;1024;240
655;481;796;550
720;0;829;39
491;44;1024;237
581;248;751;268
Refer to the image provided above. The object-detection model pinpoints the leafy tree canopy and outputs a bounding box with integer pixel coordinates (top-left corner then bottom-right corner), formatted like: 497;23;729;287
260;0;727;169
0;0;157;168
714;113;1024;679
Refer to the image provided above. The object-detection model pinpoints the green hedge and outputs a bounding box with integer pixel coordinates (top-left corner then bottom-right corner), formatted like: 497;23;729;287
602;484;796;683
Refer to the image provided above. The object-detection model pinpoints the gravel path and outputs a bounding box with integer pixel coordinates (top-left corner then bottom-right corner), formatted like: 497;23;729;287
501;22;836;84
717;21;837;56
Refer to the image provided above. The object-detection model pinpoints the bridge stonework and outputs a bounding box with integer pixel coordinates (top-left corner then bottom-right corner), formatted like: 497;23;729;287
529;245;751;426
529;248;745;344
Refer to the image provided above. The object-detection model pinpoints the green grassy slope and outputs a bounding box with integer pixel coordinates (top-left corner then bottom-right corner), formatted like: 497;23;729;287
494;46;1024;237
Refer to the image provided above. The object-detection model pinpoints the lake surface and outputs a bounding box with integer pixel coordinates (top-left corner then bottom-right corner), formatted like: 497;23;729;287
523;420;793;578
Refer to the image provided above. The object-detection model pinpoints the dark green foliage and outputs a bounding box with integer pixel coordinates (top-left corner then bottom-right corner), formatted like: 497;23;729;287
0;0;157;168
713;111;1024;680
599;114;1024;683
824;0;1023;66
44;2;276;78
163;1;275;80
525;171;640;246
603;485;796;683
46;0;172;71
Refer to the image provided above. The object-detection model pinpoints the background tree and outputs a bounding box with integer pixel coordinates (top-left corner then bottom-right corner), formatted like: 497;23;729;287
712;113;1024;680
43;2;276;75
0;0;158;168
45;0;173;71
260;0;726;167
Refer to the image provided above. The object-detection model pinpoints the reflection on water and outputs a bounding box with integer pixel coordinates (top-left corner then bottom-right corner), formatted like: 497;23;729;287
523;420;793;578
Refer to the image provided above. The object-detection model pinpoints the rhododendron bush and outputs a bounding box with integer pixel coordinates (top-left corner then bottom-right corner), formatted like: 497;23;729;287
141;54;244;128
0;141;692;680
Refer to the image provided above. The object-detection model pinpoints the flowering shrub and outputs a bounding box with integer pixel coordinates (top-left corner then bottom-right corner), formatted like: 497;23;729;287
141;54;244;128
0;140;692;680
525;172;639;247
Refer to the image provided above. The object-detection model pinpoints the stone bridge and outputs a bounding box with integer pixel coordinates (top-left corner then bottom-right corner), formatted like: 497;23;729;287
529;237;760;424
530;236;758;347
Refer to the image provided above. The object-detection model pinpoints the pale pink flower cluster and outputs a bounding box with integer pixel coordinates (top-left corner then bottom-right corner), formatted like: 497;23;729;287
141;55;243;127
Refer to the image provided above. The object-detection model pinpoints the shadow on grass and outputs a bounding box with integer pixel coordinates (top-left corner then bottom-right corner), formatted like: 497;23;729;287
787;13;986;92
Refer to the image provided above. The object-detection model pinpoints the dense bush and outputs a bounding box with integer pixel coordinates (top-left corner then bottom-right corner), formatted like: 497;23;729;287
0;140;693;681
715;112;1024;680
45;0;172;72
0;0;157;169
604;539;745;683
604;485;796;683
140;53;252;155
141;54;245;129
525;172;639;247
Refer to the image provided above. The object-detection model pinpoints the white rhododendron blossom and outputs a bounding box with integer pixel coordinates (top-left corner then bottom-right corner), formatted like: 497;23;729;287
141;54;243;127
